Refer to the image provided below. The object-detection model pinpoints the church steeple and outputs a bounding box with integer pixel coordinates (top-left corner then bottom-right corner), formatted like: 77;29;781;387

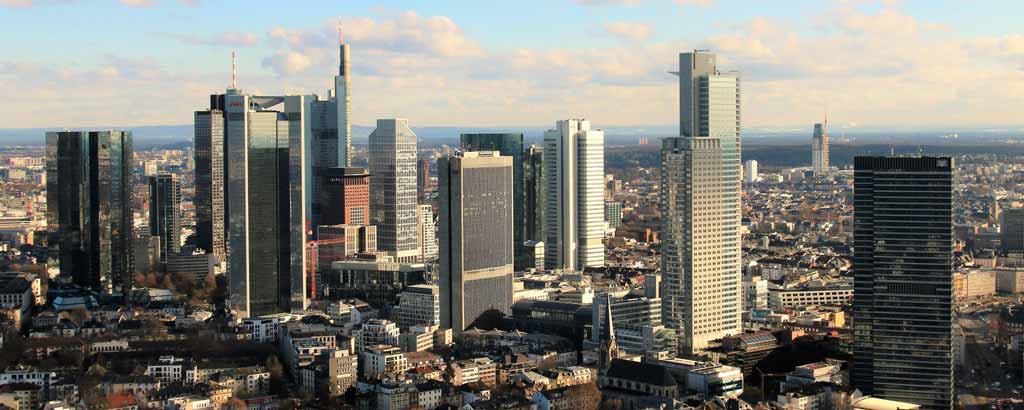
599;293;619;374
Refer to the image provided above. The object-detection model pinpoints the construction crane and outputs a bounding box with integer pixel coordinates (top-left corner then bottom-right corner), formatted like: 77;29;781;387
306;236;348;300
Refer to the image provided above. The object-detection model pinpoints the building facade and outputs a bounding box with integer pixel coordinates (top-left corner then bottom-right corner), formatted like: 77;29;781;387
852;156;954;410
320;167;370;227
193;110;226;259
542;120;605;271
369;119;420;262
438;152;515;332
1001;208;1024;254
460;133;526;268
662;50;742;356
524;145;545;243
418;205;438;262
396;284;441;329
811;122;829;176
46;131;134;293
148;174;181;262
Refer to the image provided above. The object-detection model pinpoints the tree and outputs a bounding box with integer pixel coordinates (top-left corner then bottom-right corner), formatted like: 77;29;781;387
568;383;601;410
224;398;248;410
68;306;90;326
265;354;286;394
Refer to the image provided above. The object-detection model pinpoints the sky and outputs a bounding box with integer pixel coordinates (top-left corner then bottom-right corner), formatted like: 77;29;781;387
1;0;1023;131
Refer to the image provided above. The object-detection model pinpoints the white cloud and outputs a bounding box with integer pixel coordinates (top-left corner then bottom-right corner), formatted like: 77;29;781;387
674;0;713;6
601;21;652;41
261;50;314;76
119;0;153;7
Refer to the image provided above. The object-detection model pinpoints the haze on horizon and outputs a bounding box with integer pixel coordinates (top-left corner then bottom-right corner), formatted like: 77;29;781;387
1;0;1023;131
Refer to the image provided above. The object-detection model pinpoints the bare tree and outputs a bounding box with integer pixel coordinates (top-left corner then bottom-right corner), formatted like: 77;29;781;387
569;383;602;410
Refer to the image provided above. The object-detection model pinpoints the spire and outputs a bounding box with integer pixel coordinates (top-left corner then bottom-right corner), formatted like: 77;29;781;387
600;293;619;374
231;51;237;90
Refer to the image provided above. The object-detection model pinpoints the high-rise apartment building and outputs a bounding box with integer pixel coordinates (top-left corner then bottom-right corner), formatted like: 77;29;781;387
46;131;134;293
217;92;313;318
418;205;438;262
812;122;829;176
369;119;420;263
1001;208;1024;254
438;152;515;332
321;167;370;226
148;174;181;262
460;133;525;268
542;120;605;271
524;145;545;242
744;160;758;184
193;110;226;259
852;156;954;410
662;50;742;356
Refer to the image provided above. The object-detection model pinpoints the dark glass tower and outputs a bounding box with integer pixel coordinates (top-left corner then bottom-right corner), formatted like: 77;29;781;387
46;131;134;293
524;145;545;243
460;133;525;269
853;156;954;410
149;174;181;262
194;110;226;259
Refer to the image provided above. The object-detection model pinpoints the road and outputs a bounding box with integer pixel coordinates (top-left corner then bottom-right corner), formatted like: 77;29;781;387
958;307;1023;408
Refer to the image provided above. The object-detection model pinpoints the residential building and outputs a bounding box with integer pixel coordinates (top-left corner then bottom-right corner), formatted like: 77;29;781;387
362;345;408;380
354;319;400;352
46;131;134;293
396;284;440;329
438;152;515;332
852;156;954;410
543;120;605;270
604;202;623;229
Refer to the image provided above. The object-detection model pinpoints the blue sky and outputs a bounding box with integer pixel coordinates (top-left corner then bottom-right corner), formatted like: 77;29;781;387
2;0;1023;130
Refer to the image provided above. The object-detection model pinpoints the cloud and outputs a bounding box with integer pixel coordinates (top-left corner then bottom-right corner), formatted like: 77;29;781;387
261;50;314;76
674;0;713;6
601;21;652;41
119;0;153;6
1;0;72;7
572;0;644;5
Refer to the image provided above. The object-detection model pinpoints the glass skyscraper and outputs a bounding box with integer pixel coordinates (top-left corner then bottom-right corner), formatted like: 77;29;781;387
368;119;420;262
148;174;181;262
193;110;226;259
662;50;742;355
46;131;134;294
543;120;605;271
460;133;525;269
524;145;545;243
853;156;954;410
438;152;515;332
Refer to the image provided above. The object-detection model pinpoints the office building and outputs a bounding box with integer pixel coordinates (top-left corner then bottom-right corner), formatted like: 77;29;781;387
215;92;313;318
417;158;431;200
314;224;376;298
368;119;420;263
524;145;545;242
133;235;161;275
166;251;216;282
320;167;370;227
744;160;758;184
852;156;954;410
148;174;181;262
325;258;428;307
461;133;526;268
542;120;605;270
662;51;742;355
438;152;515;332
592;295;669;355
604;202;623;229
1001;208;1024;254
811;123;829;176
396;284;441;329
193;110;226;259
309;30;354;229
418;205;438;262
46;131;134;293
524;240;545;271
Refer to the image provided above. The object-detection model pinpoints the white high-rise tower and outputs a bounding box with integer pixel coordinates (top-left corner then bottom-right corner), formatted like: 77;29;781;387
811;122;829;175
336;23;352;166
542;119;605;271
662;50;742;356
369;119;420;262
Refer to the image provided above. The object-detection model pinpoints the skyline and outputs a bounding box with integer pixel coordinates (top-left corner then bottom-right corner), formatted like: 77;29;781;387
2;1;1023;131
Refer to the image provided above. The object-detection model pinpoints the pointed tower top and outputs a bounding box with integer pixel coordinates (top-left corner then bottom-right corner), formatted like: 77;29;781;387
231;51;237;90
338;18;344;44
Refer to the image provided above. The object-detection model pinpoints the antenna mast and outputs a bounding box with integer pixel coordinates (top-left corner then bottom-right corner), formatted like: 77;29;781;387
231;51;237;90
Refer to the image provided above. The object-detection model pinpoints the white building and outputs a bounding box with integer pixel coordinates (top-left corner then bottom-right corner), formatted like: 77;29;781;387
353;319;400;352
744;160;758;183
396;284;440;329
542;119;605;271
417;205;438;262
362;345;408;380
769;286;853;310
662;50;743;355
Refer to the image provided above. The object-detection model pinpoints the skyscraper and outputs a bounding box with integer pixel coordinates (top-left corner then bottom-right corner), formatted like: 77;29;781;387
193;110;226;259
524;145;545;243
308;28;352;228
852;156;954;410
220;92;313;318
46;131;134;293
438;152;515;332
321;167;370;227
812;122;829;175
460;133;525;268
148;174;181;262
369;119;420;263
662;50;742;355
744;159;758;184
542;120;605;271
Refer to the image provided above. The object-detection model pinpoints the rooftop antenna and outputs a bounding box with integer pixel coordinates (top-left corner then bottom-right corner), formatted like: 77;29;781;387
231;51;237;90
338;18;344;44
